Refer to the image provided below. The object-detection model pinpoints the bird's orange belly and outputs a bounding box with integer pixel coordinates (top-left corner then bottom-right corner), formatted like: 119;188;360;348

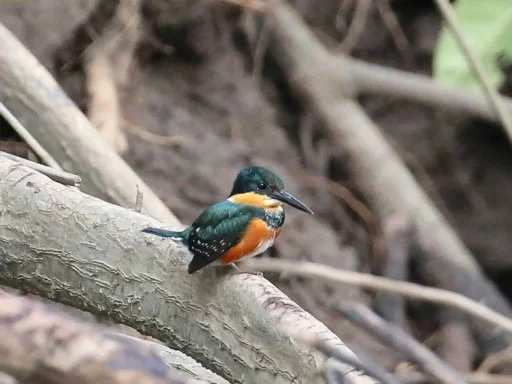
219;219;281;264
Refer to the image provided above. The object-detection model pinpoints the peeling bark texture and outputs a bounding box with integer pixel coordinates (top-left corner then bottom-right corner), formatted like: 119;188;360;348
0;295;196;384
266;0;512;355
0;157;376;384
0;23;179;226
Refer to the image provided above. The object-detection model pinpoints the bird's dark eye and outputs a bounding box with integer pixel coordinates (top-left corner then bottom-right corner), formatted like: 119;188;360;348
257;182;266;190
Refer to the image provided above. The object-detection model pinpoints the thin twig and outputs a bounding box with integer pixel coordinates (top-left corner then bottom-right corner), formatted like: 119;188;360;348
288;330;401;384
477;345;512;373
0;152;81;187
433;0;512;143
333;302;468;384
252;14;271;82
298;174;385;262
134;184;144;212
375;0;416;68
0;102;61;170
336;0;373;54
239;258;512;336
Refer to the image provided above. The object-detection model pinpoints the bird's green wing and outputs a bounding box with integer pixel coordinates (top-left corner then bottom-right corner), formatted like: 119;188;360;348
187;201;262;273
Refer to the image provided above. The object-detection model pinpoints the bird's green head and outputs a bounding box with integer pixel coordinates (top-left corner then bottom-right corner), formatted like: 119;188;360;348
229;166;314;214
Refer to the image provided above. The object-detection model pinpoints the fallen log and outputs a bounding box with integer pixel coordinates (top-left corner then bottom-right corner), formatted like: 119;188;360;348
0;157;376;384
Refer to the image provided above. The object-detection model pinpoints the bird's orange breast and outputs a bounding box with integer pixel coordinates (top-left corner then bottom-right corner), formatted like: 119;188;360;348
219;218;281;264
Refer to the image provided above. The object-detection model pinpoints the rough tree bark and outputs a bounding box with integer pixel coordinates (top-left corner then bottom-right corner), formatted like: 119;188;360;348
0;157;377;384
0;23;179;226
0;295;197;384
265;0;512;355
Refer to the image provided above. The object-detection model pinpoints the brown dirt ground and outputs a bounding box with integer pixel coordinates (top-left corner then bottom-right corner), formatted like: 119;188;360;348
2;0;512;369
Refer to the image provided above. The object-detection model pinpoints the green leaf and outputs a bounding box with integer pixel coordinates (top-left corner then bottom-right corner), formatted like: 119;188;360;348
433;0;512;90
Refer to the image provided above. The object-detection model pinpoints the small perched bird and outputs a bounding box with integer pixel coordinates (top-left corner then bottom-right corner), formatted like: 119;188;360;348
142;166;313;274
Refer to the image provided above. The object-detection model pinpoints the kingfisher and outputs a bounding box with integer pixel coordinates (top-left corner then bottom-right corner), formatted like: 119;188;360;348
142;166;313;274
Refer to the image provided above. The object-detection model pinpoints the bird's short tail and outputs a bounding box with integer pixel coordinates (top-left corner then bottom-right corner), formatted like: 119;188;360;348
141;227;185;241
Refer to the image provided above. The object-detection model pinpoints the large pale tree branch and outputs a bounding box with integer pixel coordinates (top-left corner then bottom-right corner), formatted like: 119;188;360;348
0;23;179;226
0;157;376;384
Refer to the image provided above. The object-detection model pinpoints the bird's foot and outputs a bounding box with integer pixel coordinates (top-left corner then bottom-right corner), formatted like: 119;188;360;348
232;264;263;277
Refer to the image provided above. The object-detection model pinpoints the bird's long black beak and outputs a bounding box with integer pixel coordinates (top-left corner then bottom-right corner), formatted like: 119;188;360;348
270;190;314;214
